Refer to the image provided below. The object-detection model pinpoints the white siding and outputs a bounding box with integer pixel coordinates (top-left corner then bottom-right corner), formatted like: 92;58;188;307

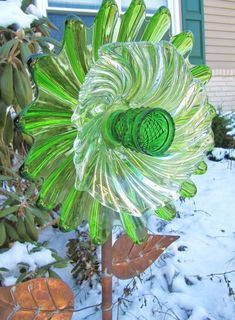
204;0;235;69
206;70;235;111
204;0;235;111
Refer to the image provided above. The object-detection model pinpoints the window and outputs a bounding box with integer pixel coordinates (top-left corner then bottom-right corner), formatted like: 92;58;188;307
48;1;102;10
36;0;174;41
122;0;168;13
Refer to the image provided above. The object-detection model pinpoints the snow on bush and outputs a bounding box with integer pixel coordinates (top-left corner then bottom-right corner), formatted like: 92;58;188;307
210;147;235;161
0;242;55;286
0;0;40;28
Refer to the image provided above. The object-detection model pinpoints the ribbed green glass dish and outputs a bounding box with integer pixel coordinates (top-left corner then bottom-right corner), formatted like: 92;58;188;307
18;0;215;245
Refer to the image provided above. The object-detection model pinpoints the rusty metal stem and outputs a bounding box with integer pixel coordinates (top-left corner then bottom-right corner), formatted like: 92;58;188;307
102;233;113;320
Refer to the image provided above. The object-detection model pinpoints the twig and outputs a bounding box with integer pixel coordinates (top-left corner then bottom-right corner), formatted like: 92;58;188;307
188;269;235;279
206;269;235;277
5;302;102;314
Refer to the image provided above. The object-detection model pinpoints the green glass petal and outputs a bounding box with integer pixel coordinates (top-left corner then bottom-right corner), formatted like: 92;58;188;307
171;31;194;56
156;203;176;221
191;65;212;84
59;191;91;231
93;0;119;61
19;101;74;137
28;54;79;104
194;161;207;175
37;153;75;209
120;212;147;244
21;130;76;180
19;18;86;212
180;180;197;198
64;17;90;82
89;199;114;244
117;0;146;42
141;6;171;42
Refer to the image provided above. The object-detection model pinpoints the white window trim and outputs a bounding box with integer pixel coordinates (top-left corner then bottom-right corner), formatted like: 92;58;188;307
168;0;182;35
36;0;182;34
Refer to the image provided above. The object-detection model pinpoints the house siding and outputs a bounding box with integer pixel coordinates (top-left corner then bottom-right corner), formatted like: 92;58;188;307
204;0;235;111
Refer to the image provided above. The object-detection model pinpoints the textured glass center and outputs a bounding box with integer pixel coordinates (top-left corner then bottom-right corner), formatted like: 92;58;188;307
104;107;175;156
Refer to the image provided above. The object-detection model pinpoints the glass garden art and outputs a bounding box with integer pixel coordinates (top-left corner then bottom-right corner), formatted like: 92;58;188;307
16;0;215;318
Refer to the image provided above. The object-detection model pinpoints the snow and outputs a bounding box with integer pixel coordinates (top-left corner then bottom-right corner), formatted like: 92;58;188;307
0;0;38;28
226;112;235;137
0;242;55;286
1;158;234;319
26;4;43;18
210;147;235;161
38;158;235;320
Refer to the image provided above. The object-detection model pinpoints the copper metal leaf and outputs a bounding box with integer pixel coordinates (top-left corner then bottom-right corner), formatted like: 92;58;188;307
0;278;74;320
112;234;179;279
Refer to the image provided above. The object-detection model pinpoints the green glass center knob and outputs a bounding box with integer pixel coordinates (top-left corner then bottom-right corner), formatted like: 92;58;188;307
103;107;175;156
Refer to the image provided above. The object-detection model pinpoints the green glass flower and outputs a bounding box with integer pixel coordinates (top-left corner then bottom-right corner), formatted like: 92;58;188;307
18;0;215;245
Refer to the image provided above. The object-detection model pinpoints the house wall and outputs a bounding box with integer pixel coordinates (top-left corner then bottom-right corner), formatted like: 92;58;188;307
204;0;235;111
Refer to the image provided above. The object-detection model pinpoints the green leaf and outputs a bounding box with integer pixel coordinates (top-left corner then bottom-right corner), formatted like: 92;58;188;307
0;166;19;178
0;101;8;129
20;42;32;65
16;272;27;283
3;112;13;145
40;240;49;247
26;206;48;219
0;188;21;201
48;269;61;279
0;205;19;218
1;199;14;208
17;262;30;269
45;18;59;31
36;41;51;54
0;175;14;181
38;25;50;37
5;214;18;222
21;0;32;12
31;16;58;30
0;39;17;59
0;267;9;272
34;268;47;278
52;261;68;269
51;252;63;261
33;36;62;49
25;183;36;197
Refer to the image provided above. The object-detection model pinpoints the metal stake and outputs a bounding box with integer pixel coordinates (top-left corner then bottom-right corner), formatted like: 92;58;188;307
102;233;113;320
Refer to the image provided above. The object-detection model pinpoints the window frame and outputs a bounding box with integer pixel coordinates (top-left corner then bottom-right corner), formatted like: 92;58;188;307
35;0;182;35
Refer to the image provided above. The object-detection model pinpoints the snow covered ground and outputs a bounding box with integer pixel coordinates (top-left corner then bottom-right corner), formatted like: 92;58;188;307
1;158;235;319
41;158;235;320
